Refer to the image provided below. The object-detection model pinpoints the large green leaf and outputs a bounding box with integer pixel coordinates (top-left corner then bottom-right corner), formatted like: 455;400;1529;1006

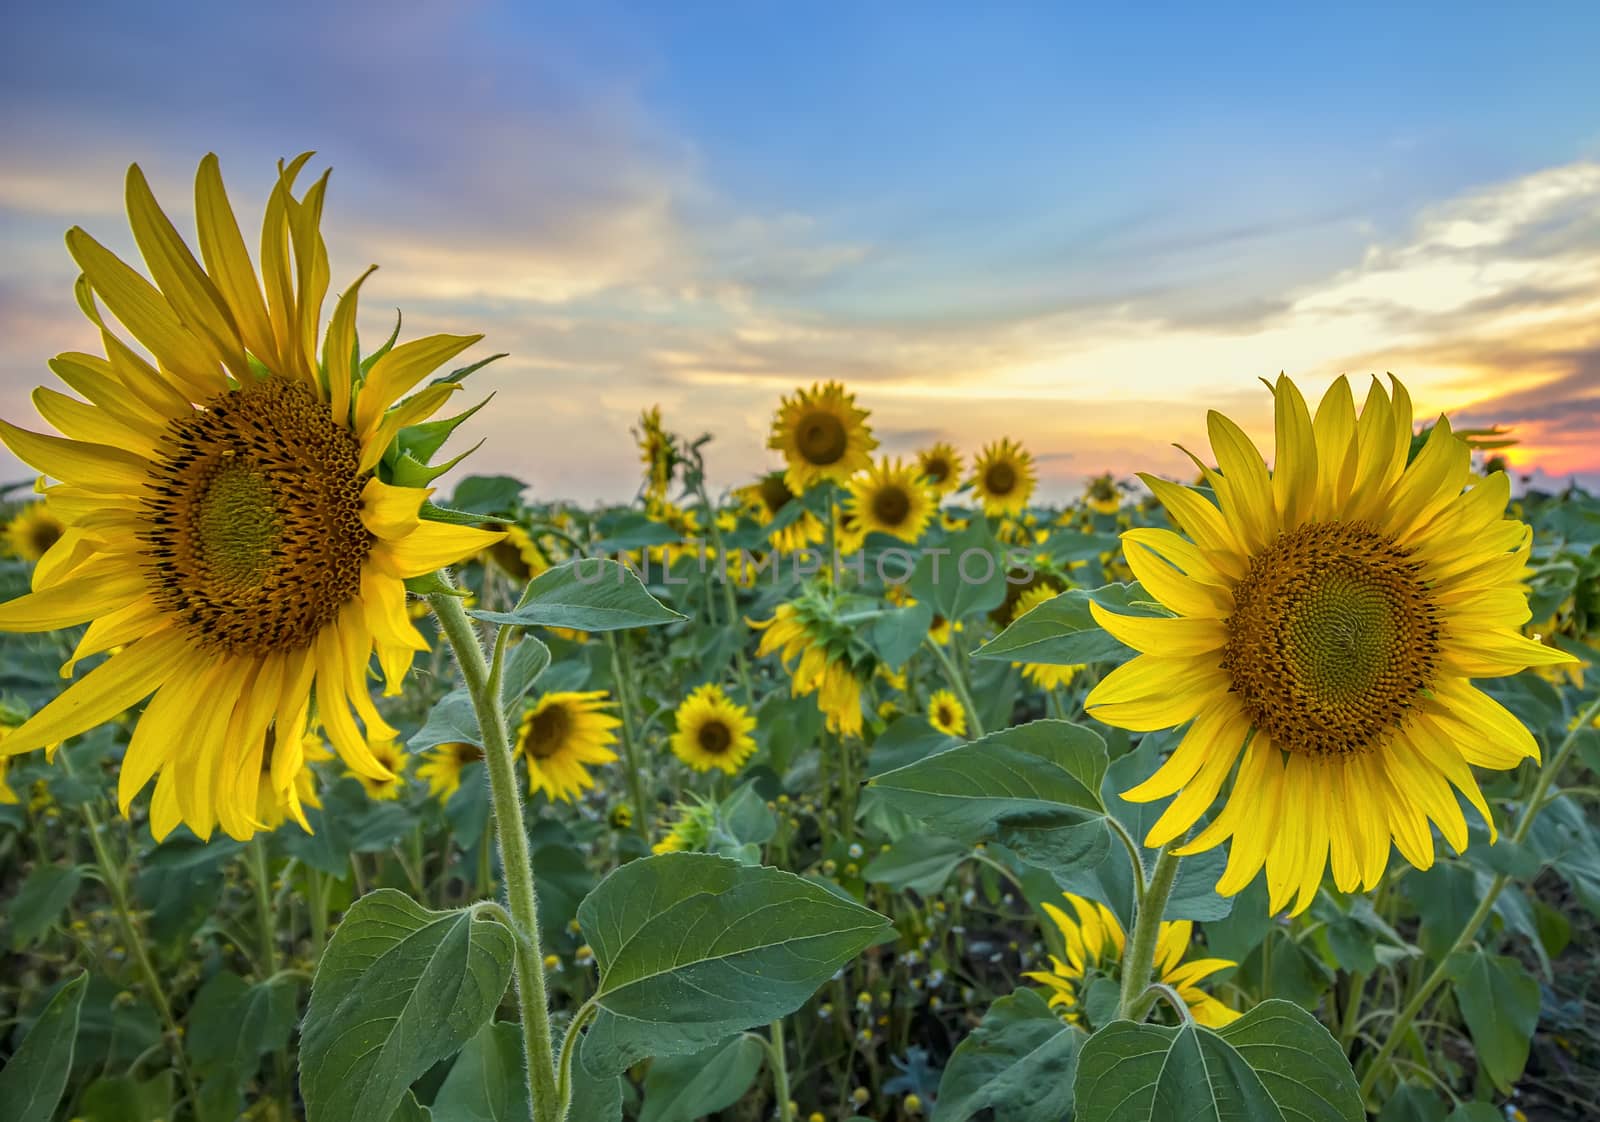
975;582;1163;666
863;835;971;895
869;720;1107;839
7;864;82;949
186;970;297;1077
932;988;1083;1122
577;854;890;1071
1073;999;1361;1121
300;890;516;1122
77;1074;173;1122
1444;948;1541;1093
909;522;1009;621
471;559;684;632
133;836;243;946
639;1035;766;1122
429;1021;528;1122
0;971;86;1122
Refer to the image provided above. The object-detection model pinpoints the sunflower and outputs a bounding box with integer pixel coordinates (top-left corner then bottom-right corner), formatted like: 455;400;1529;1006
671;683;758;774
928;614;963;646
483;522;550;583
1083;472;1122;515
1085;375;1577;915
927;689;967;737
653;797;716;855
1011;585;1084;691
350;737;408;802
252;730;329;832
517;690;621;803
635;405;676;502
848;457;936;543
1024;893;1238;1029
737;472;827;554
768;381;877;493
3;501;65;562
970;438;1036;518
917;442;964;496
417;740;484;801
0;155;502;841
751;599;869;737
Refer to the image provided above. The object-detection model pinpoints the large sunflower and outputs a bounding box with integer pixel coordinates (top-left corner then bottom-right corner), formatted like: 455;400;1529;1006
847;457;935;543
517;690;621;802
970;437;1036;518
767;381;877;493
0;155;502;841
3;501;65;562
1086;375;1576;915
670;683;758;774
916;442;964;497
1024;893;1238;1028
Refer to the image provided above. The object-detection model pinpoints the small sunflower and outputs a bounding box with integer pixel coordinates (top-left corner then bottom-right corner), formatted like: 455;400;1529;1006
3;501;65;562
483;523;550;583
252;730;329;832
927;689;967;737
671;683;758;774
928;614;963;646
737;472;827;554
751;598;870;737
635;405;677;502
917;442;964;496
0;155;503;841
768;381;877;493
1024;892;1238;1028
518;690;621;803
1011;585;1084;691
653;797;717;855
848;457;935;543
350;737;408;802
970;438;1036;518
1083;472;1122;515
1085;375;1577;915
417;740;484;802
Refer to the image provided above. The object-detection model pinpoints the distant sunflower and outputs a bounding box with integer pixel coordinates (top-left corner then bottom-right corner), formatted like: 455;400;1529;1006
3;501;65;562
350;737;408;802
1025;893;1238;1028
250;730;329;832
768;381;877;493
671;683;758;774
833;506;867;556
970;438;1036;518
751;599;869;737
518;690;621;803
635;405;676;502
1083;472;1122;515
0;155;502;841
738;472;826;553
917;442;964;496
1011;585;1084;691
417;740;484;802
927;689;967;737
848;457;935;543
483;523;550;583
1086;375;1576;915
653;797;716;855
928;614;962;646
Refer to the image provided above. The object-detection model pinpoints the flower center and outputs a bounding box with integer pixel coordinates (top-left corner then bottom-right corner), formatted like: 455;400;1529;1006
986;462;1017;495
697;720;733;755
797;411;848;465
924;456;950;484
27;518;63;557
1223;521;1441;757
759;474;795;514
524;703;572;759
872;484;912;527
141;377;372;656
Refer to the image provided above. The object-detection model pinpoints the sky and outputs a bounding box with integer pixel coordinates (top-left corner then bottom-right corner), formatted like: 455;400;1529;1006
2;0;1598;504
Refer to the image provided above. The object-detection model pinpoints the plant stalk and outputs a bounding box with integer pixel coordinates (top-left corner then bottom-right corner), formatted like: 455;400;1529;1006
1118;843;1181;1020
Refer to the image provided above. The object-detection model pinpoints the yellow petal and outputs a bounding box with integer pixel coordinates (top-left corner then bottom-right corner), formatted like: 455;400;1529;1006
0;421;149;492
355;333;483;437
374;520;506;579
195;152;280;373
1089;602;1226;657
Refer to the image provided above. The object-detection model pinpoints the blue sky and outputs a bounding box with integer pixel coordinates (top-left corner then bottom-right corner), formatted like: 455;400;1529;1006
3;1;1598;500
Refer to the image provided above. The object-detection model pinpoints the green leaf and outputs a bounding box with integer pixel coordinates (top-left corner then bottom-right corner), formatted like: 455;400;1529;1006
975;582;1163;666
392;1090;435;1122
450;474;525;515
909;522;1009;621
1073;998;1361;1122
133;836;243;946
997;817;1112;889
932;988;1083;1122
7;864;81;949
639;1034;766;1122
186;971;297;1076
869;720;1106;839
863;835;971;895
430;1021;528;1122
0;971;86;1122
1444;948;1541;1093
77;1073;173;1122
409;639;550;756
1376;1084;1448;1122
866;715;955;778
577;854;890;1071
471;559;685;632
869;601;934;669
300;889;516;1122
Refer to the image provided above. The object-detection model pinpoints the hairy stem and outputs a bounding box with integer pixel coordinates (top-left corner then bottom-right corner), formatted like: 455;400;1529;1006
1118;843;1181;1020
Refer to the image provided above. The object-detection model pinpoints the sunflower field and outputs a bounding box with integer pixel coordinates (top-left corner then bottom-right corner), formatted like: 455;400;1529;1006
2;157;1599;1122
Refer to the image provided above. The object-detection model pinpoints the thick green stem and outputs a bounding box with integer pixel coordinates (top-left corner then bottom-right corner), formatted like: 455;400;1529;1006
604;631;653;843
1118;843;1181;1020
429;586;562;1122
1358;690;1600;1101
767;1018;793;1121
924;638;984;738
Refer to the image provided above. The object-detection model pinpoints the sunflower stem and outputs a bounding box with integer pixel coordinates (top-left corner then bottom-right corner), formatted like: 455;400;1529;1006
428;583;562;1122
1118;842;1181;1021
766;1017;794;1121
605;630;654;844
924;637;985;738
696;478;757;706
1357;689;1600;1102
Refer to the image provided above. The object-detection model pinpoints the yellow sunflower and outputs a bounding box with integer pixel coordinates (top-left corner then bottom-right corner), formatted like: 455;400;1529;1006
0;155;502;842
737;472;827;554
483;522;550;583
417;740;484;801
917;442;964;496
517;690;621;803
1011;585;1084;690
350;737;408;802
768;381;877;493
848;457;936;543
927;689;967;737
3;501;65;562
928;614;963;646
751;601;867;737
1083;472;1122;515
1024;893;1238;1029
652;798;716;855
252;730;330;832
970;438;1036;518
671;683;758;774
1085;375;1577;915
635;405;676;502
